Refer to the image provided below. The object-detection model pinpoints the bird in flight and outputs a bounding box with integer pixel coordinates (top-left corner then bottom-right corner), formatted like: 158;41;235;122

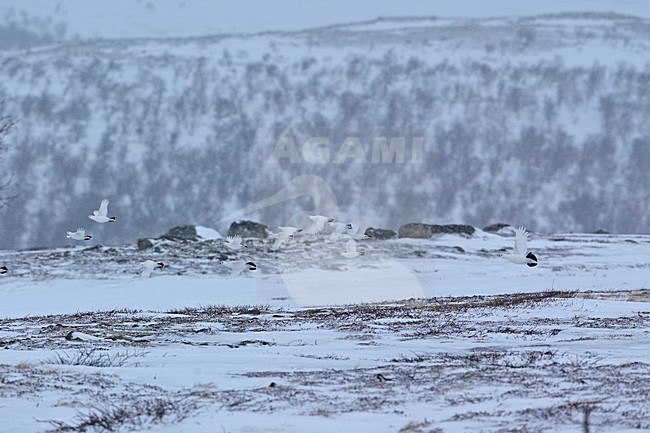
89;199;116;223
341;238;364;259
329;221;353;240
270;226;302;250
221;260;257;276
306;215;335;234
347;220;370;240
66;228;92;241
141;260;165;278
225;235;247;251
500;226;538;267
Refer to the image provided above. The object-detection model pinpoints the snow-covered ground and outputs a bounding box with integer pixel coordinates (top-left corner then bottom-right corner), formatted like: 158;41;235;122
1;229;649;431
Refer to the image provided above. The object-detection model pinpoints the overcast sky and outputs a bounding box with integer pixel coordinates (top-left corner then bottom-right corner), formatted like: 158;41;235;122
2;0;649;40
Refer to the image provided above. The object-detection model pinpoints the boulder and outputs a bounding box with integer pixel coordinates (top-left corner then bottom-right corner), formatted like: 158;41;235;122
398;223;435;239
483;223;510;233
137;238;154;251
398;223;476;239
364;227;397;240
437;224;475;236
161;225;199;241
228;220;269;239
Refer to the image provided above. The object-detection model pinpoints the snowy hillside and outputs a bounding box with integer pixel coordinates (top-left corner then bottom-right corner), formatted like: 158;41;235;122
1;231;649;431
2;11;650;248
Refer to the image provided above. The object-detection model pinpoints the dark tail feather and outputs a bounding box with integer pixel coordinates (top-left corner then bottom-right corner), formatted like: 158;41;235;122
526;252;538;267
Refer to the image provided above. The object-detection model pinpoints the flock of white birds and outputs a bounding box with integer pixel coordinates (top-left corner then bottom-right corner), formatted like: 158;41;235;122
219;215;366;276
0;198;538;278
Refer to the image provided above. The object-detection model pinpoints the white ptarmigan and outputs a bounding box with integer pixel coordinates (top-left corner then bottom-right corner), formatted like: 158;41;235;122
225;235;247;251
0;265;7;275
500;226;538;267
277;226;303;237
341;238;365;259
306;215;335;234
141;260;165;278
221;260;257;276
271;226;302;250
66;228;92;241
89;199;116;223
348;221;370;240
329;221;353;240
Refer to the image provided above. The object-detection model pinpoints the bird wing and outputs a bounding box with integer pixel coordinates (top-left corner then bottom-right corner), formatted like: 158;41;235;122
345;238;357;254
98;199;109;217
514;226;528;255
226;261;244;275
226;235;237;244
77;228;85;235
141;261;153;277
306;217;325;234
272;238;284;250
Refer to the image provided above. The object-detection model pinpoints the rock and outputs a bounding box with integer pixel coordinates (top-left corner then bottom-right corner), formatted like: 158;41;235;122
161;225;199;241
137;238;154;251
593;228;609;234
436;224;475;236
228;220;269;239
364;227;397;240
483;223;511;233
398;223;476;239
398;223;435;239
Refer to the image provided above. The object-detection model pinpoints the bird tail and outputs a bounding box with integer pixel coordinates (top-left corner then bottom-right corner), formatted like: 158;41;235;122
526;252;538;267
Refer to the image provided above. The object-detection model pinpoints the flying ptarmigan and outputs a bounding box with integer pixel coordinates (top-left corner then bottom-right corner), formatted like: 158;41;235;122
500;226;538;267
306;215;335;234
271;226;302;250
221;260;257;276
89;199;116;223
66;228;92;241
329;221;353;240
0;265;7;275
347;221;370;240
225;235;247;251
341;238;364;259
141;260;165;278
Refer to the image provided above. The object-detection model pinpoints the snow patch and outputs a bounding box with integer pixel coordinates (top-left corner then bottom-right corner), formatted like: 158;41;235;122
195;225;222;240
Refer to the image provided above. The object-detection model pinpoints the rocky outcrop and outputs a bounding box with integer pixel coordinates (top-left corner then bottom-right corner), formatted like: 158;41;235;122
437;224;476;236
365;227;397;240
483;223;510;233
137;238;154;251
398;223;433;239
160;225;199;241
228;220;269;239
398;223;476;238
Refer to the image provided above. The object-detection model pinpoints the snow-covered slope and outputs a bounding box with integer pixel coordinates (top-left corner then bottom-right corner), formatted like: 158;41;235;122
1;229;649;316
2;12;650;248
1;231;649;432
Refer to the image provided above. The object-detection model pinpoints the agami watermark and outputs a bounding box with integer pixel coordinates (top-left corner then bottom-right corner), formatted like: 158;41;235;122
268;136;424;164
